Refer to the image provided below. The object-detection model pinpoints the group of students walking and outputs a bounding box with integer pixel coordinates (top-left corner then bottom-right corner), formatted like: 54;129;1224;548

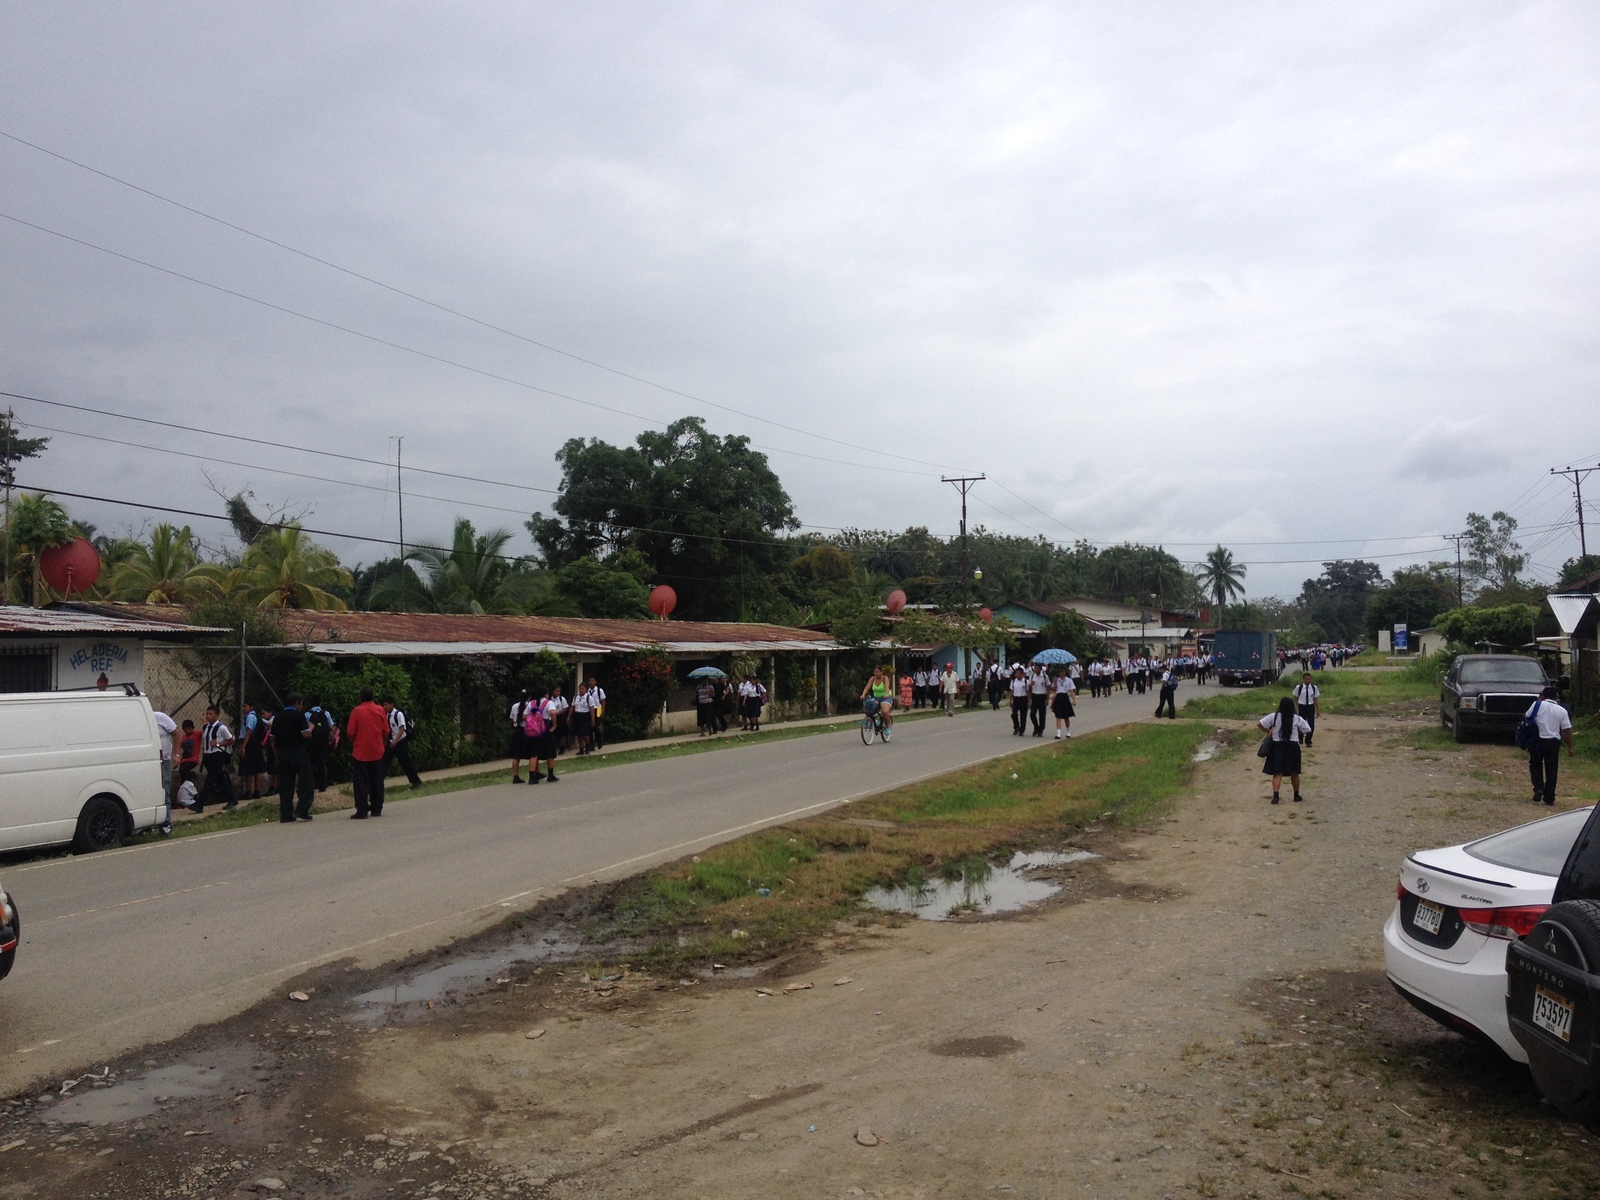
695;674;771;735
508;677;608;783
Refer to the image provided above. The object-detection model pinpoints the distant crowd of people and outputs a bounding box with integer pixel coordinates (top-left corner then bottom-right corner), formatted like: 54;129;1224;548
692;673;771;737
1278;645;1356;671
507;676;610;783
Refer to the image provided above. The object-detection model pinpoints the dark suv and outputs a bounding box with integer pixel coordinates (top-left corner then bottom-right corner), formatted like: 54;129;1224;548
1440;654;1551;743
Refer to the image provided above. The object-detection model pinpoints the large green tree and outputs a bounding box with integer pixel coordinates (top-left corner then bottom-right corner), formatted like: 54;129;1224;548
1463;511;1526;597
528;417;798;621
1363;563;1455;640
1298;560;1384;644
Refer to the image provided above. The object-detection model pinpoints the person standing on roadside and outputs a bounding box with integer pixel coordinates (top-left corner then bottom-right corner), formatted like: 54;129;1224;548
1052;668;1076;740
898;669;914;712
382;696;423;789
237;700;264;800
1009;666;1029;736
1293;673;1320;748
1154;663;1178;719
529;685;561;783
1526;686;1574;807
587;677;607;749
938;661;960;716
1259;695;1311;804
271;693;317;823
305;698;335;793
1028;663;1050;737
345;687;389;819
509;689;532;783
695;676;717;737
152;708;178;834
196;705;237;812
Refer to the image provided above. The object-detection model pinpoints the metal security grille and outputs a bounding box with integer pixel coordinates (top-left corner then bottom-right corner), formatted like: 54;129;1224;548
0;649;54;693
1481;693;1539;715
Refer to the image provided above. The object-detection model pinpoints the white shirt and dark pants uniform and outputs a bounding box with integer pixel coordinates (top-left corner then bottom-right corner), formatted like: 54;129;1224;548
385;708;423;788
1154;670;1178;719
1293;682;1320;747
1526;697;1574;806
1028;669;1050;737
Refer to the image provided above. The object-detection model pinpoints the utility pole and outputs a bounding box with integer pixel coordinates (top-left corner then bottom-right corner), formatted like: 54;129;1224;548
1550;463;1599;565
1443;532;1468;607
2;408;12;604
395;437;406;613
942;474;985;686
941;474;985;612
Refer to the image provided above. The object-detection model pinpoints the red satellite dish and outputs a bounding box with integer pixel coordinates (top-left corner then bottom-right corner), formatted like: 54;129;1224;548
885;589;907;614
648;585;677;618
39;537;101;596
979;607;993;622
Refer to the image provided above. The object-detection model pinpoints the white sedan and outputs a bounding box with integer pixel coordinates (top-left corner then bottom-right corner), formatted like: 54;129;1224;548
1383;806;1592;1061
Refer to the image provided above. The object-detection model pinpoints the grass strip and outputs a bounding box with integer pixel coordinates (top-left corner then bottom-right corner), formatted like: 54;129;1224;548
598;720;1214;970
1180;663;1437;720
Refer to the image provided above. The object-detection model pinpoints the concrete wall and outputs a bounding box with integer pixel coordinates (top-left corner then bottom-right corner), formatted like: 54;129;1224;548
2;635;146;692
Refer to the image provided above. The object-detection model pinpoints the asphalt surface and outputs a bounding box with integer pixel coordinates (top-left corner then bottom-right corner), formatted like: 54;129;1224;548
0;682;1218;1095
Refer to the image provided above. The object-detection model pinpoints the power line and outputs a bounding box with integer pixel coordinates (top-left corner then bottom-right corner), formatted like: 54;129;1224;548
0;214;938;481
0;136;948;475
3;389;850;533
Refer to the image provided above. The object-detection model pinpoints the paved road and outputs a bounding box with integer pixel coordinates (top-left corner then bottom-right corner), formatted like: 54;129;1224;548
0;681;1218;1094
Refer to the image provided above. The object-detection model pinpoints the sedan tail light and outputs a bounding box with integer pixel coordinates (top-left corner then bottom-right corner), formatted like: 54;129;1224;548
1458;904;1549;940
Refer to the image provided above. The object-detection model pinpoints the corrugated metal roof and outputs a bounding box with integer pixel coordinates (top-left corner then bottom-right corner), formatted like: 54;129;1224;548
1547;594;1599;638
1;605;226;638
77;603;840;654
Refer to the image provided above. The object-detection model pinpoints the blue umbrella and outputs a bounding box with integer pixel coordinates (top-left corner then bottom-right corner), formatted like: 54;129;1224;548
1031;647;1077;665
687;666;728;679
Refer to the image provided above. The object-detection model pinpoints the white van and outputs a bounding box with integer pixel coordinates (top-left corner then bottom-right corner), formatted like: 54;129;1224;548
0;689;165;853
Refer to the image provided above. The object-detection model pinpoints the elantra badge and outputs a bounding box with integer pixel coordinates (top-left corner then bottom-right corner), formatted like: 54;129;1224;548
1415;879;1429;894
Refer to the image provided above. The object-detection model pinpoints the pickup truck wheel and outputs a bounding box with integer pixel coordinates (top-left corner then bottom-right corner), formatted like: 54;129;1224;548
1507;901;1600;1127
72;796;126;854
1452;714;1471;744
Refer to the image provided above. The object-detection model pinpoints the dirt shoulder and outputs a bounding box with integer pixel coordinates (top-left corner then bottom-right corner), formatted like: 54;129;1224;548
5;713;1597;1199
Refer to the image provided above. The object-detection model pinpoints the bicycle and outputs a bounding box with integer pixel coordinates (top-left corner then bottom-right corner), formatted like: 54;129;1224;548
860;703;893;746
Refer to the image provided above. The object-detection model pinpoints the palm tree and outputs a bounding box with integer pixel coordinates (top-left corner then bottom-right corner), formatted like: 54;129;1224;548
7;493;75;605
371;519;543;614
1197;544;1247;619
107;524;218;604
225;526;351;610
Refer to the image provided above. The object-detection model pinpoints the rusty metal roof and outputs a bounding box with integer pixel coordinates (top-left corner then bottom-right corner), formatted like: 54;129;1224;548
74;604;839;655
2;604;227;639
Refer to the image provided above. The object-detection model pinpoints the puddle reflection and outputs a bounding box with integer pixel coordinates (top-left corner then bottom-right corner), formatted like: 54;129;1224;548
864;849;1098;921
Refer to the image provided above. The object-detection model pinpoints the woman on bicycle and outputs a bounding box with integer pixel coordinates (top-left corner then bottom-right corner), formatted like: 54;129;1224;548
861;665;894;729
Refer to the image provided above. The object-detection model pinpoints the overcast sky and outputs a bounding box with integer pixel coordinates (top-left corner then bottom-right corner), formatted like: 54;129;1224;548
2;1;1597;598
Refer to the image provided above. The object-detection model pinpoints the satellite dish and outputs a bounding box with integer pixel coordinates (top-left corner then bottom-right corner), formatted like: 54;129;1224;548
39;537;101;596
648;585;677;618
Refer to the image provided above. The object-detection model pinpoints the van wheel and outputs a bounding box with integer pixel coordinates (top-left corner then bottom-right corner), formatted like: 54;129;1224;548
73;796;126;854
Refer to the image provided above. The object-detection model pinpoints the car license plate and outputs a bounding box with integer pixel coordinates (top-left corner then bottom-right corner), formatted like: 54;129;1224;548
1532;985;1574;1043
1411;899;1444;936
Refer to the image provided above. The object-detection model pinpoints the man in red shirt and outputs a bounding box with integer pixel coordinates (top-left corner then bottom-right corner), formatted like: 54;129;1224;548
345;686;390;819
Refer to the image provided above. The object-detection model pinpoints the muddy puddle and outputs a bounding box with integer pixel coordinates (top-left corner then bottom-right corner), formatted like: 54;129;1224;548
865;849;1098;920
348;936;581;1024
42;1050;249;1126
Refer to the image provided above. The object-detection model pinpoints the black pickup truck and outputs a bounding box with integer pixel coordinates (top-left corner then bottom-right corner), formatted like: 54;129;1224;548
1440;654;1555;743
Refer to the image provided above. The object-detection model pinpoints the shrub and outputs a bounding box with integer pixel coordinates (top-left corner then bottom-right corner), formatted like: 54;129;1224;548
1434;604;1539;650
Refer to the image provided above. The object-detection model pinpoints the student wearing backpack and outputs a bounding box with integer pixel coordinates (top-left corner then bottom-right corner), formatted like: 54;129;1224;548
382;696;423;789
528;686;561;783
306;698;336;793
509;689;532;783
1523;687;1574;806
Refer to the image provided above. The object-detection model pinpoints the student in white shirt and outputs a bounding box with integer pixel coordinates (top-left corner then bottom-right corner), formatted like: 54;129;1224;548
1292;673;1320;747
196;705;237;812
587;679;608;749
938;662;959;717
152;709;178;833
1259;696;1313;804
1009;667;1029;737
382;696;423;788
1027;665;1050;737
1154;665;1178;719
1525;687;1575;806
1051;670;1077;740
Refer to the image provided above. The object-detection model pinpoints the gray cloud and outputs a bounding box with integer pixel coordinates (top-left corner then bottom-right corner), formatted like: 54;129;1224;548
1;1;1596;595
